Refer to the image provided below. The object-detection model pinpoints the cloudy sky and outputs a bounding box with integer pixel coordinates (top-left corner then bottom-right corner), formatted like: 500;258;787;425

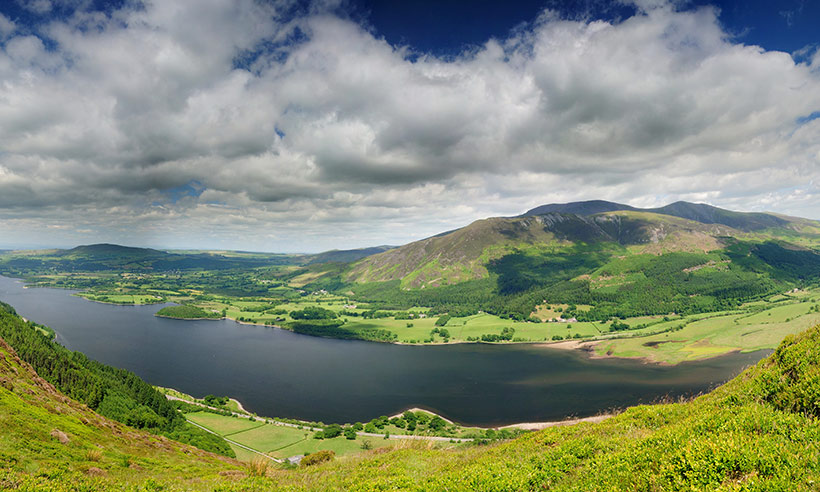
0;0;819;252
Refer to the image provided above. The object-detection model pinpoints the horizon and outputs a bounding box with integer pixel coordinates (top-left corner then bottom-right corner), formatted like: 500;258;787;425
0;198;814;253
0;0;819;252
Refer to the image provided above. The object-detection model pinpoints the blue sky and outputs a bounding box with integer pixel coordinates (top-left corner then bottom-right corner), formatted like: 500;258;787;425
0;0;819;251
357;0;819;56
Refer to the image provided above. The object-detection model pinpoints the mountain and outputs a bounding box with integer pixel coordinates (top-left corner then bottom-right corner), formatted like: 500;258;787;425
348;200;820;289
523;200;791;231
3;296;820;489
521;199;637;216
342;201;820;322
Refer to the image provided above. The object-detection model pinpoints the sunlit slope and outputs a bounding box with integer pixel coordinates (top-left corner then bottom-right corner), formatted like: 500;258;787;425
0;336;245;490
346;216;561;288
346;199;820;292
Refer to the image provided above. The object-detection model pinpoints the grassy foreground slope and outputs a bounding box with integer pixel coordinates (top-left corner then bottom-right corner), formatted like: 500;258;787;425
3;320;820;490
0;336;246;491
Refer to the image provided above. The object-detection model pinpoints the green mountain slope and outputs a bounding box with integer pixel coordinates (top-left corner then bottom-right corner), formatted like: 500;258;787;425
347;201;820;291
306;245;396;265
0;329;244;491
3;302;820;490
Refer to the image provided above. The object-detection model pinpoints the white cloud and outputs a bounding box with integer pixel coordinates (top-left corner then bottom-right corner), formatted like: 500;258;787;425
0;0;818;251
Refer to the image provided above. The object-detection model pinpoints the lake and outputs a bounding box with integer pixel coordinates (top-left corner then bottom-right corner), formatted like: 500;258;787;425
0;275;769;426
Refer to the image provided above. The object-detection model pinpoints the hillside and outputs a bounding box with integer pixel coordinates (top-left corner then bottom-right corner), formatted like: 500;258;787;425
306;245;396;265
523;200;792;231
0;244;300;274
3;302;820;489
0;328;245;490
347;201;820;290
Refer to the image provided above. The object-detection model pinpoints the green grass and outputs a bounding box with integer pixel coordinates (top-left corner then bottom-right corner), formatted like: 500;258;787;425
595;295;820;363
186;412;265;436
185;412;399;460
77;292;164;305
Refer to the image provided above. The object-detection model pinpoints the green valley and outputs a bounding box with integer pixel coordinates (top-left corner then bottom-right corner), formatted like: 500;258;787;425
3;299;820;489
2;201;819;363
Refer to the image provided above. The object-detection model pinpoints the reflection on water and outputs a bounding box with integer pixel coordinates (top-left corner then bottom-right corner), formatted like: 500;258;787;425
0;275;769;426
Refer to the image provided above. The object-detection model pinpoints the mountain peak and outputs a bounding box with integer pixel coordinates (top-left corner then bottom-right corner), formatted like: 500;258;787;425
522;200;635;217
522;200;789;231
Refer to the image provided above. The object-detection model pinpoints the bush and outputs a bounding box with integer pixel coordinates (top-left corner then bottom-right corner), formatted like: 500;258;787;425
247;457;269;477
301;450;335;467
322;424;342;439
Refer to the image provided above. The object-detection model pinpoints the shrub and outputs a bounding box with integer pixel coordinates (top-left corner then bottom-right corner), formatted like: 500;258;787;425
247;457;269;477
301;450;335;467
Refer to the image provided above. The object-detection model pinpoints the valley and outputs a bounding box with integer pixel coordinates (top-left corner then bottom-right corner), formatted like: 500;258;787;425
2;200;820;489
2;201;819;364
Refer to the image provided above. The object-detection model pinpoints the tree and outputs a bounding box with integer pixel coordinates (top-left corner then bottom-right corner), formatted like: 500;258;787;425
323;424;342;439
429;416;446;431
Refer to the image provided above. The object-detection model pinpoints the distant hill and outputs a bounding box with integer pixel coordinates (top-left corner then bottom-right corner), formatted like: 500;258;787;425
522;199;637;217
0;243;299;272
60;243;165;257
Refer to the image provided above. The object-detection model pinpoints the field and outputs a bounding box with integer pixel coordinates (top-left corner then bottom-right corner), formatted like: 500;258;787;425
595;293;820;363
31;268;820;364
76;292;164;305
185;411;400;461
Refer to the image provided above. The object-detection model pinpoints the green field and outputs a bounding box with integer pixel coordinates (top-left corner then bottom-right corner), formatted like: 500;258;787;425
595;295;820;363
76;292;164;305
185;412;400;460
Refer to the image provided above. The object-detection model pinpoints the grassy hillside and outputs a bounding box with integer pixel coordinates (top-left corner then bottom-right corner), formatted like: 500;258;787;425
346;216;559;288
0;302;234;458
3;311;820;489
0;330;246;491
348;204;820;292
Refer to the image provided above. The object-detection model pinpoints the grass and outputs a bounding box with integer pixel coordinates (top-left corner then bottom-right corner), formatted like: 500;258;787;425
595;294;820;363
185;412;400;460
185;412;264;436
76;292;164;305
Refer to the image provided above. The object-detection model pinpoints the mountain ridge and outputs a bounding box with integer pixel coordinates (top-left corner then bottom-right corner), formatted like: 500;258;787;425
346;200;820;290
523;200;791;231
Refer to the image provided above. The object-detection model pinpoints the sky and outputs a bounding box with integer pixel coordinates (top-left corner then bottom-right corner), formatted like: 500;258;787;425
0;0;819;252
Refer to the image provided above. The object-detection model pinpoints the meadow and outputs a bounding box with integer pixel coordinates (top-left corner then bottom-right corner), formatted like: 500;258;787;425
185;411;402;461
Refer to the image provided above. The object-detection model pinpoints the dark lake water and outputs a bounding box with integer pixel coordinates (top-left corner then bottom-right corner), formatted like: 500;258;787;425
0;275;769;426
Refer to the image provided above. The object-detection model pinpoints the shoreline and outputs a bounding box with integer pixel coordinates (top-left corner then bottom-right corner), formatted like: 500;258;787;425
385;406;614;430
191;395;614;432
7;275;762;366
